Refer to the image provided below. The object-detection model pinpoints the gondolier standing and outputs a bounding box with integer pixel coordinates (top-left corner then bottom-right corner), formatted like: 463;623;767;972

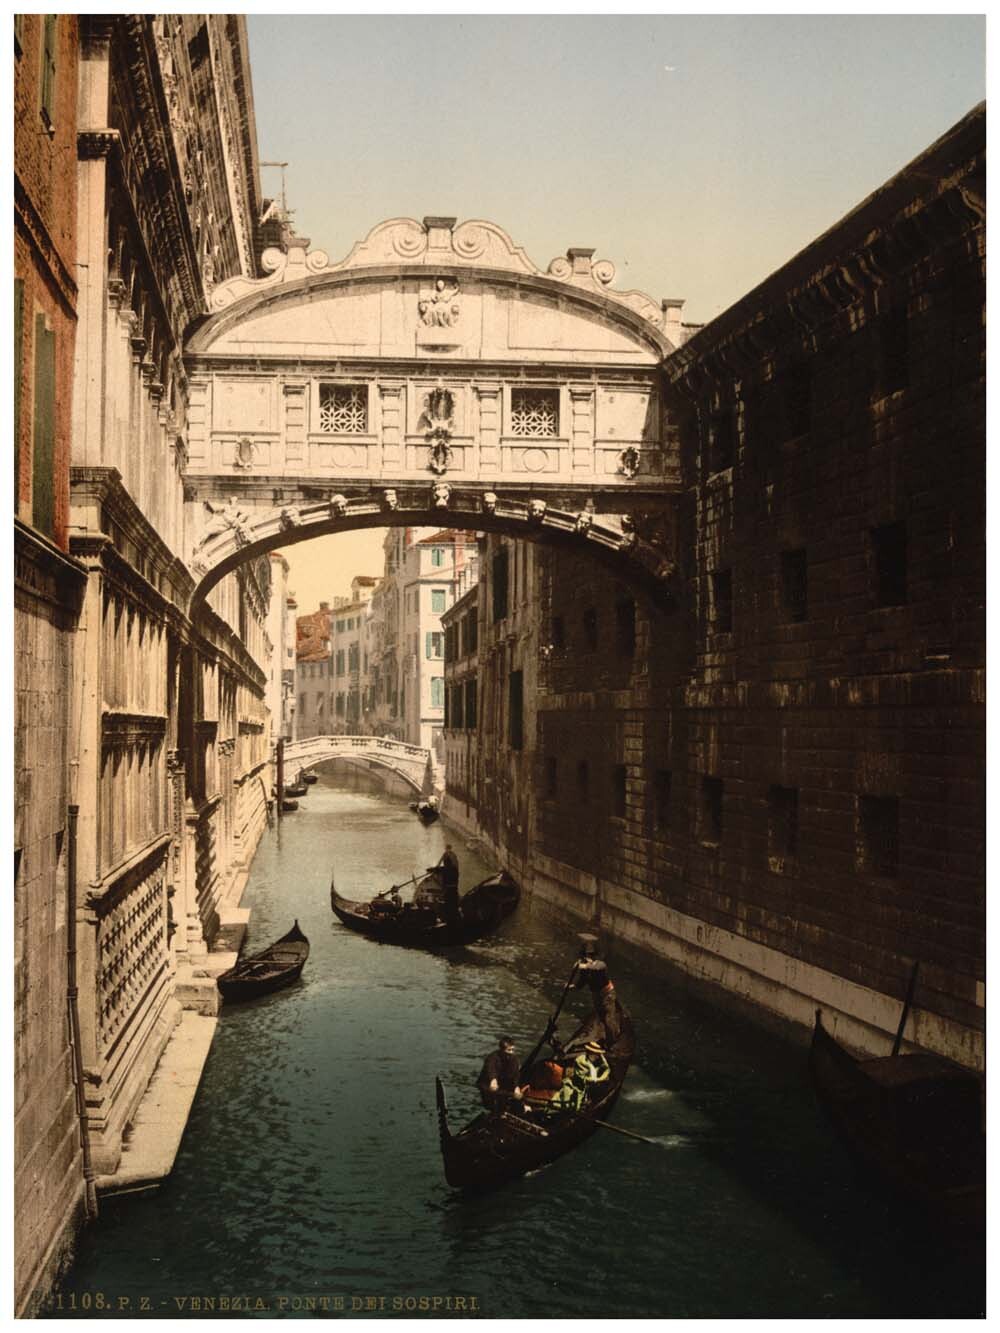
478;1036;524;1112
428;844;461;933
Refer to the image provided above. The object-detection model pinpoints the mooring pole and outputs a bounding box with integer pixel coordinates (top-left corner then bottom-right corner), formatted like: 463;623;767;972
276;737;285;821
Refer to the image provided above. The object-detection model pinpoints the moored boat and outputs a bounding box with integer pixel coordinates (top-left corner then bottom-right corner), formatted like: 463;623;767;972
281;798;299;812
809;1009;984;1229
435;966;634;1189
329;869;519;947
301;769;318;784
217;921;310;1002
284;782;307;798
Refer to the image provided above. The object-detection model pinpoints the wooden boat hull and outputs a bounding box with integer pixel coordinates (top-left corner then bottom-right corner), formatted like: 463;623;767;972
217;922;310;1002
330;871;519;947
436;1003;635;1189
284;783;307;798
281;799;299;812
809;1010;984;1229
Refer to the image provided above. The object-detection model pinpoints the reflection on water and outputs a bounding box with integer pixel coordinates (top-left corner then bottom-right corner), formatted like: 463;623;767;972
46;781;984;1319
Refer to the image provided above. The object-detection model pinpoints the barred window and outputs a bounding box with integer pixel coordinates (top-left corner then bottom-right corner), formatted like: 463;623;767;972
768;785;798;871
700;776;723;845
780;549;808;623
319;384;368;433
858;795;899;877
510;388;559;438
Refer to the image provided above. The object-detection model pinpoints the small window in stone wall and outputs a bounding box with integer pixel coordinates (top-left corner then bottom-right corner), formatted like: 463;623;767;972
545;755;558;799
615;599;636;656
583;606;598;652
464;678;477;728
711;569;733;634
768;785;798;872
782;362;812;440
700;776;723;845
708;408;736;473
510;388;559;438
781;549;808;623
879;305;910;395
319;384;368;433
872;522;907;607
653;769;672;831
858;794;899;877
613;764;627;818
577;759;590;802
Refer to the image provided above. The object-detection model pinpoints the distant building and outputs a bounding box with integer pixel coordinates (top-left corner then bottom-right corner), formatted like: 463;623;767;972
266;553;295;744
295;601;334;738
441;578;480;834
329;576;378;732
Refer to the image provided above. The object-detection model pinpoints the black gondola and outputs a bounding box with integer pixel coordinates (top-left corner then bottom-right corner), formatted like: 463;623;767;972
285;782;307;798
300;769;318;785
217;921;310;1002
408;799;439;825
809;1009;984;1229
281;798;299;812
435;980;634;1189
329;869;519;947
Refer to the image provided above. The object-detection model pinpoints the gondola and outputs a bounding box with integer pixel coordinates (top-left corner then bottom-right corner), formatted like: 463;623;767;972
809;1009;985;1229
281;798;299;813
408;799;439;825
329;868;519;947
435;978;635;1189
300;769;318;785
284;781;308;798
217;921;310;1002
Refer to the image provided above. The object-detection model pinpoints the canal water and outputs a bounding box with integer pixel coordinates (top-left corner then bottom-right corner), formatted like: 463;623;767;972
48;779;984;1320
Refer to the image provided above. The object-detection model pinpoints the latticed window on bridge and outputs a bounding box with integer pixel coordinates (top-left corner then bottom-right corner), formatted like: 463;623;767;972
510;388;559;437
319;384;368;433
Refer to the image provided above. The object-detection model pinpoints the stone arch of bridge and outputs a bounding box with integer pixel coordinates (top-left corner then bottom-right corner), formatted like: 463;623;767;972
284;735;431;795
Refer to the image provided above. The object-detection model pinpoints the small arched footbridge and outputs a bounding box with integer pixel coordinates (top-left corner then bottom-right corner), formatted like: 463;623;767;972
284;735;432;794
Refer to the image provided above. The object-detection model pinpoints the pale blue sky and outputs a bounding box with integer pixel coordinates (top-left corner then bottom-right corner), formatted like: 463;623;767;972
244;14;985;609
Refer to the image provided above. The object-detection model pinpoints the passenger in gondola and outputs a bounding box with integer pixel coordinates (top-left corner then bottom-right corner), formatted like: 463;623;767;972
477;1035;524;1112
553;1040;610;1113
370;887;402;917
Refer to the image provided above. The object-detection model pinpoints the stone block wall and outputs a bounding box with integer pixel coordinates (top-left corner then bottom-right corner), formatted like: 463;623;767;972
478;105;985;1068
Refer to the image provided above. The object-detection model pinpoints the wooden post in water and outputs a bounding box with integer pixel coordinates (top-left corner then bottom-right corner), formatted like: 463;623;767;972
276;737;285;821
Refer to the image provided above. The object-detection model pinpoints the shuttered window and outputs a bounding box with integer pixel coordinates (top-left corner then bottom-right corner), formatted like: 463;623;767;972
40;16;57;129
32;312;56;537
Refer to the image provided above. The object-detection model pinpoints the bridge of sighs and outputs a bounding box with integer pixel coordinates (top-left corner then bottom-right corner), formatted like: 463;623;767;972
181;215;686;606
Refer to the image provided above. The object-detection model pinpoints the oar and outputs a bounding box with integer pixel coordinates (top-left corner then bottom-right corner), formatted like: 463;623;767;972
519;959;581;1077
376;874;420;900
593;1119;661;1146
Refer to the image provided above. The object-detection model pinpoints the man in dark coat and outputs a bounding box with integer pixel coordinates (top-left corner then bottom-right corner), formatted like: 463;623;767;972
428;844;461;934
477;1035;524;1111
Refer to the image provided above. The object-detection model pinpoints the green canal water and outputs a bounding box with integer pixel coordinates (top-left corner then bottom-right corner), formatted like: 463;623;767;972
46;779;985;1319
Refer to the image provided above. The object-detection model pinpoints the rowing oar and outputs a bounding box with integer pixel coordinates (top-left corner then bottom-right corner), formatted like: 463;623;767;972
519;960;581;1078
594;1119;660;1146
375;874;420;900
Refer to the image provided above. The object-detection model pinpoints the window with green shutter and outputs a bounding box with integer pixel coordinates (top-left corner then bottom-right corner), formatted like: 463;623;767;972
40;15;57;130
32;312;56;537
